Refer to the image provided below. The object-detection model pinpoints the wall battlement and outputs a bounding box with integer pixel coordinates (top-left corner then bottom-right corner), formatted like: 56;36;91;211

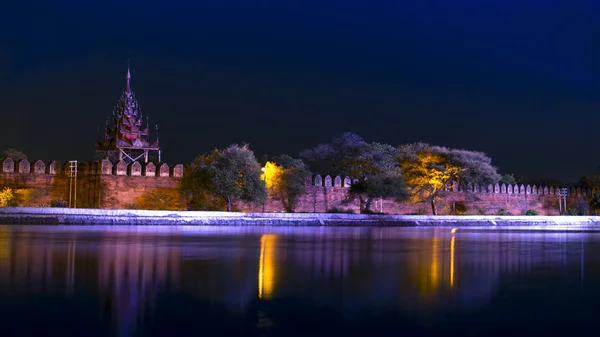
306;174;593;198
1;158;183;178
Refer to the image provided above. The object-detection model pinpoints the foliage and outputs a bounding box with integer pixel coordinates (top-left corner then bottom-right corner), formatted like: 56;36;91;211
262;161;283;192
565;208;580;216
142;191;176;210
397;142;500;215
1;149;27;161
13;188;41;206
576;166;600;189
326;207;354;214
50;198;68;208
590;192;600;211
180;144;267;212
497;207;508;215
500;173;517;185
569;198;589;216
0;187;15;207
477;205;488;215
525;209;539;216
301;132;409;213
262;155;311;212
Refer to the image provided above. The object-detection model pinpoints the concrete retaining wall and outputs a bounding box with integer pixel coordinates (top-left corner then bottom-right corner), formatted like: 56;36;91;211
2;207;600;228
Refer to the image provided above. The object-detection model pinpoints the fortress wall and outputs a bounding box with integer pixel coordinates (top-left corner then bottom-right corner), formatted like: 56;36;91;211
0;158;184;209
0;158;593;215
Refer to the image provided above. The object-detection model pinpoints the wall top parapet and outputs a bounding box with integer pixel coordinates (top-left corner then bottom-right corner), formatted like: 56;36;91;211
0;158;183;178
304;175;592;198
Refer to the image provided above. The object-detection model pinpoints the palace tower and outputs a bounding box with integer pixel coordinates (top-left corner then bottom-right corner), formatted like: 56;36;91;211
96;65;161;164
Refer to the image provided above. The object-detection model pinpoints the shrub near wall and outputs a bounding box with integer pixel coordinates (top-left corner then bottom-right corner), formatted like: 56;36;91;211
0;187;14;206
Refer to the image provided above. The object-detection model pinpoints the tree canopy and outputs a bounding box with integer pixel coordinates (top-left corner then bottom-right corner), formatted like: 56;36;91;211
180;144;266;211
262;154;311;212
1;149;27;161
301;132;409;213
398;143;500;215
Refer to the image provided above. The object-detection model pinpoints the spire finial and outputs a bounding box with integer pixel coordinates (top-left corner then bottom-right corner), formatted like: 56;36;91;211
125;59;131;93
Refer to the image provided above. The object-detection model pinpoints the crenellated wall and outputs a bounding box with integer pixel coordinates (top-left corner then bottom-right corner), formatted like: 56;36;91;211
236;174;594;215
0;158;184;209
0;160;593;215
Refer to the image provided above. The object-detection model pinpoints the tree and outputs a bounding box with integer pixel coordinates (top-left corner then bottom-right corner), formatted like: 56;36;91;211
590;192;600;212
180;144;267;212
1;149;27;161
262;155;311;212
500;173;517;185
398;143;500;215
576;166;600;190
301;132;409;213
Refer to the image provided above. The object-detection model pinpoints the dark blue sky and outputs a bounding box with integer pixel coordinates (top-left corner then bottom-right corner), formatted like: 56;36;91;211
2;1;600;182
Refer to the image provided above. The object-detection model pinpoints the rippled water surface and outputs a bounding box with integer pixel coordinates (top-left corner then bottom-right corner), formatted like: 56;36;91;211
0;225;598;337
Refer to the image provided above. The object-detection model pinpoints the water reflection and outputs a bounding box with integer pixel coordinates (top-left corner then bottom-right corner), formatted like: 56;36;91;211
258;234;277;299
98;232;180;337
0;225;594;336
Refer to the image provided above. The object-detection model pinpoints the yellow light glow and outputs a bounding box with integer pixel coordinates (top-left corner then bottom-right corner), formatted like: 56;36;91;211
261;161;284;191
450;228;457;233
258;234;277;299
450;234;455;288
430;236;439;289
0;227;10;263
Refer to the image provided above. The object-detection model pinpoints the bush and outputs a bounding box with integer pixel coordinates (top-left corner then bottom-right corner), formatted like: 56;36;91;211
327;207;354;214
0;187;15;207
525;209;539;216
454;201;467;215
50;199;68;208
591;192;600;211
571;198;589;216
477;205;487;215
565;208;580;216
497;208;508;215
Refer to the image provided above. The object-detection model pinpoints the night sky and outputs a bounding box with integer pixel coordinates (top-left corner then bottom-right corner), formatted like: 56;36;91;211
2;1;600;182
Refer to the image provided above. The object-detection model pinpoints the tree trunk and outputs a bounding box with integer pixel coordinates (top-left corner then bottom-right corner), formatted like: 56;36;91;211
431;198;437;215
226;196;231;212
364;197;373;213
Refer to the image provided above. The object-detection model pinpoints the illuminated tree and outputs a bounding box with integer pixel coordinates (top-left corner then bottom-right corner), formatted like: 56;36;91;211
398;143;500;215
261;161;284;193
0;187;14;207
301;132;408;213
262;155;311;212
180;144;267;211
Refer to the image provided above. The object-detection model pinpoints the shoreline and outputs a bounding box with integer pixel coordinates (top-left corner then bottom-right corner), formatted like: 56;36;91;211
1;207;600;228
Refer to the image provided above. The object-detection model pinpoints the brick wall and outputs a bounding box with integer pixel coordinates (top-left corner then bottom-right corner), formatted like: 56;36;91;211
0;158;590;215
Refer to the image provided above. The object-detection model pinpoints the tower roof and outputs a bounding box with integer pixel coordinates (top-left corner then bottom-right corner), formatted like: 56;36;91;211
125;63;131;93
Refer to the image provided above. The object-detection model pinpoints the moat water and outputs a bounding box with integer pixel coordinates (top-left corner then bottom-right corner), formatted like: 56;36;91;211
0;225;597;337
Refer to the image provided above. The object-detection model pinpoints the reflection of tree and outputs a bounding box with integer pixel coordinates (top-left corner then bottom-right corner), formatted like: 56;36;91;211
258;234;277;299
0;227;586;332
0;227;10;284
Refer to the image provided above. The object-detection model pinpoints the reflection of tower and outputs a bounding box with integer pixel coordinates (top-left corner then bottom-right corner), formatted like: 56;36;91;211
98;234;180;337
258;234;277;299
66;240;76;295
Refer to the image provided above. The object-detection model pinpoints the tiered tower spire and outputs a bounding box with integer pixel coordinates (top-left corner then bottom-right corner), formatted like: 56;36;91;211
96;63;161;164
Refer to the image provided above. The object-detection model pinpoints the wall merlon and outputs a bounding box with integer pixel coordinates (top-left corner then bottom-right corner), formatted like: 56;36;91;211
2;158;14;173
143;162;156;176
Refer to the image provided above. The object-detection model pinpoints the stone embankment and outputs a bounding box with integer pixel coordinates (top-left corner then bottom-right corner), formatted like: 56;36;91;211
1;207;600;229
